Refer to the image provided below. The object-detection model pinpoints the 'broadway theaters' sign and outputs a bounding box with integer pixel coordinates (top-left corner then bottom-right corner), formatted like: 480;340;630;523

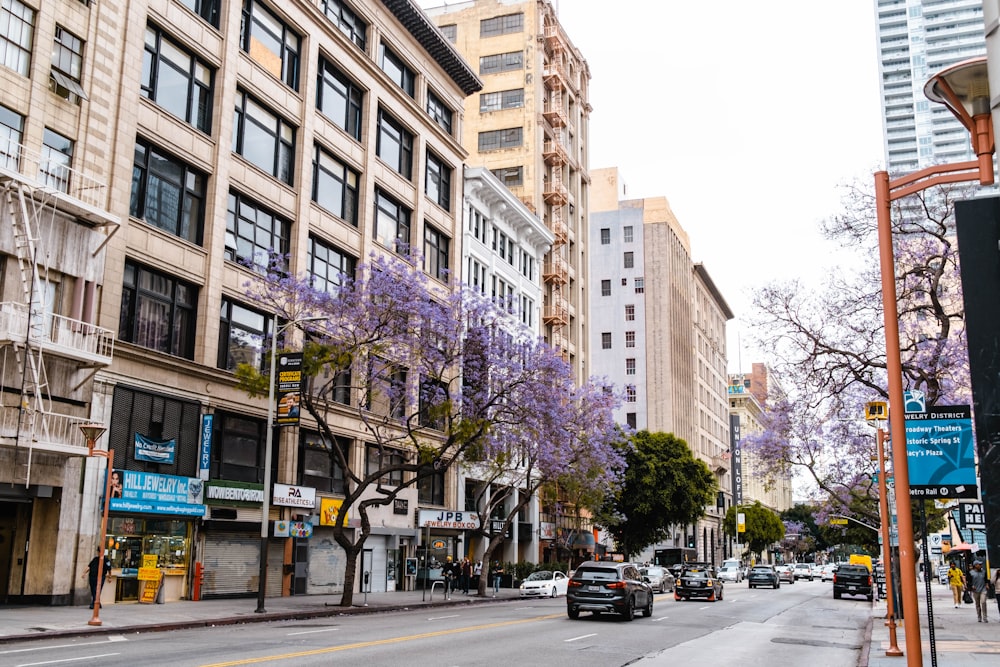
905;405;977;498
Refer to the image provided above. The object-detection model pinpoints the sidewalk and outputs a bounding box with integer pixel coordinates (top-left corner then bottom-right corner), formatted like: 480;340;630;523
864;580;1000;666
0;586;521;643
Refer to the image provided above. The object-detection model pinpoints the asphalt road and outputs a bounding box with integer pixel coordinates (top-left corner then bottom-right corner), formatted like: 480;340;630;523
0;580;870;667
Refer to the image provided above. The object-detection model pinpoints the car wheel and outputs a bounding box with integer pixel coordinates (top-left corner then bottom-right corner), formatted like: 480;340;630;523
643;595;653;617
622;596;635;621
718;587;723;601
552;587;558;598
833;591;842;600
674;592;682;601
749;584;754;589
568;607;580;619
867;594;874;602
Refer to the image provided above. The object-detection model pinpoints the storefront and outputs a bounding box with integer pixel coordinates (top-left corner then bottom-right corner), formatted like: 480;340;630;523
105;470;205;603
201;480;268;598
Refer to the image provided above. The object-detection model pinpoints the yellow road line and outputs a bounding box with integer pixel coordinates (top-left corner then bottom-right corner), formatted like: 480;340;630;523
202;612;564;666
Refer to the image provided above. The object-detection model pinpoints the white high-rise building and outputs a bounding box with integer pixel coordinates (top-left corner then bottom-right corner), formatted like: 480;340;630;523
875;0;986;175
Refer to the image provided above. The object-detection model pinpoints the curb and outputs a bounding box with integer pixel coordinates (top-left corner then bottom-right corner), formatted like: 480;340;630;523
857;613;873;667
0;595;517;645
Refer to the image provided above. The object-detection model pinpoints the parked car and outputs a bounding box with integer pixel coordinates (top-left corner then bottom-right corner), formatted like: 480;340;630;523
519;570;569;598
793;563;816;581
748;565;780;589
566;561;654;620
675;564;724;601
639;565;674;593
775;564;795;584
718;564;743;583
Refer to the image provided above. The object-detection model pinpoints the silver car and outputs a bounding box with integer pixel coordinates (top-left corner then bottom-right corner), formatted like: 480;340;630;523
639;566;674;593
718;565;743;582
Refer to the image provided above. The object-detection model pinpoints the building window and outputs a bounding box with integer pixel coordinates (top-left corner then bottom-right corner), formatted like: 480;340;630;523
626;358;636;375
119;260;197;359
625;385;637;402
601;332;611;350
480;12;523;37
439;24;456;43
0;103;23;169
177;0;220;28
479;51;523;74
426;89;453;135
225;191;290;273
469;208;489;245
478;127;522;151
468;258;487;294
418;465;445;505
379;42;414;97
423;224;450;282
376;108;413;179
1;0;33;76
625;331;636;348
130;139;206;245
240;0;299;89
212;412;266;483
50;26;85;103
301;432;348;494
626;412;637;430
601;279;611;297
624;251;634;269
374;188;411;254
635;277;645;293
521;295;534;327
312;144;359;225
480;88;523;112
39;128;72;193
623;225;634;243
625;304;635;321
218;297;270;371
308;235;356;296
321;0;367;50
142;25;213;133
491;166;522;187
233;89;295;184
600;228;610;245
317;58;363;141
366;444;404;486
425;152;452;210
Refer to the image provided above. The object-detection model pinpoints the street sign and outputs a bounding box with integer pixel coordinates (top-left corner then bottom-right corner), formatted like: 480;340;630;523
830;518;848;525
904;405;977;498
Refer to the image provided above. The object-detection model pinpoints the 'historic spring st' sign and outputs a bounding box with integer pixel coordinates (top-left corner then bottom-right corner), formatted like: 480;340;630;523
904;405;977;498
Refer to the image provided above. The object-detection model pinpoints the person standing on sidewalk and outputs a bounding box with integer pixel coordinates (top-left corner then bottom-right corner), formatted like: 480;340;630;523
460;557;471;595
490;561;504;597
968;561;989;622
81;548;112;609
993;566;1000;617
948;561;967;608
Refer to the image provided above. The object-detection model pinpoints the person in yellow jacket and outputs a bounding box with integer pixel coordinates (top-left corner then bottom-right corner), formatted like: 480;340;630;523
948;561;967;608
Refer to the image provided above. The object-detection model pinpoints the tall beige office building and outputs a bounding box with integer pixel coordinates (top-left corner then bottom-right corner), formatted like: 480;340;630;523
424;0;591;378
1;0;480;604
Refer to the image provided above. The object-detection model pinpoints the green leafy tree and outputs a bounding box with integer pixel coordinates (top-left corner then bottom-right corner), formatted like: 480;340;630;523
724;501;785;560
597;431;717;559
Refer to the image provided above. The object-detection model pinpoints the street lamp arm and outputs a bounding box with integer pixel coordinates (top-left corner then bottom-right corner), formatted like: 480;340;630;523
885;160;988;201
832;514;879;533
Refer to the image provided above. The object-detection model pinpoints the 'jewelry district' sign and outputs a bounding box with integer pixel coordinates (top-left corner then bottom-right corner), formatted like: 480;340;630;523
904;404;977;498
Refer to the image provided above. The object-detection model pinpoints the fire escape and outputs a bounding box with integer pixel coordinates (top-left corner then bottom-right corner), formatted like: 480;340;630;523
541;18;571;355
0;141;117;485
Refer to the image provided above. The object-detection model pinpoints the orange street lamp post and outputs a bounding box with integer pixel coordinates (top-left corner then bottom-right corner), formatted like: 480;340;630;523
876;426;903;657
875;57;994;665
80;423;111;626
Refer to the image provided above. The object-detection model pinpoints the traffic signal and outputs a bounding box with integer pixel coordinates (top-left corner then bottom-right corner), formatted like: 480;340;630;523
687;535;695;549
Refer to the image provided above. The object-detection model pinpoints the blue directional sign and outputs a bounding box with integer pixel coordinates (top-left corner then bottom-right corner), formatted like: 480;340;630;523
904;405;977;499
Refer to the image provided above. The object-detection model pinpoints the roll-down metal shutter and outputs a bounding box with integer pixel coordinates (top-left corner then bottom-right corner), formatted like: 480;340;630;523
202;531;276;597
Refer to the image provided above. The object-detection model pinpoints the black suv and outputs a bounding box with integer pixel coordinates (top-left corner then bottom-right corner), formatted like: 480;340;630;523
566;561;654;620
674;563;724;601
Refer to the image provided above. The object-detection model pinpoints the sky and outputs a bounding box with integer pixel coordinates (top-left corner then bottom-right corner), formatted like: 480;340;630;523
421;1;888;371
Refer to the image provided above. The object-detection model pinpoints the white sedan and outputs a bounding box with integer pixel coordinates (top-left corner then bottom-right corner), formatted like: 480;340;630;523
519;570;569;598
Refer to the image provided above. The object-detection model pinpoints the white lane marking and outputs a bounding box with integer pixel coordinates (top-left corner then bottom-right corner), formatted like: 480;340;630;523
0;639;126;656
427;614;461;621
698;606;711;610
565;633;598;642
652;616;670;621
287;627;339;636
17;652;121;666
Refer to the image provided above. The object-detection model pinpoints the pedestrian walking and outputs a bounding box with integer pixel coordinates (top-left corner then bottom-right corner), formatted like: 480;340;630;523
968;561;989;622
490;560;504;597
460;557;471;595
948;561;966;608
81;548;112;609
442;556;456;599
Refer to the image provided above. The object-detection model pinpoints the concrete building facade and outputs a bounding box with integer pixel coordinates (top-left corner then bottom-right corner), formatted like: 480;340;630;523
589;167;735;565
0;0;480;604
